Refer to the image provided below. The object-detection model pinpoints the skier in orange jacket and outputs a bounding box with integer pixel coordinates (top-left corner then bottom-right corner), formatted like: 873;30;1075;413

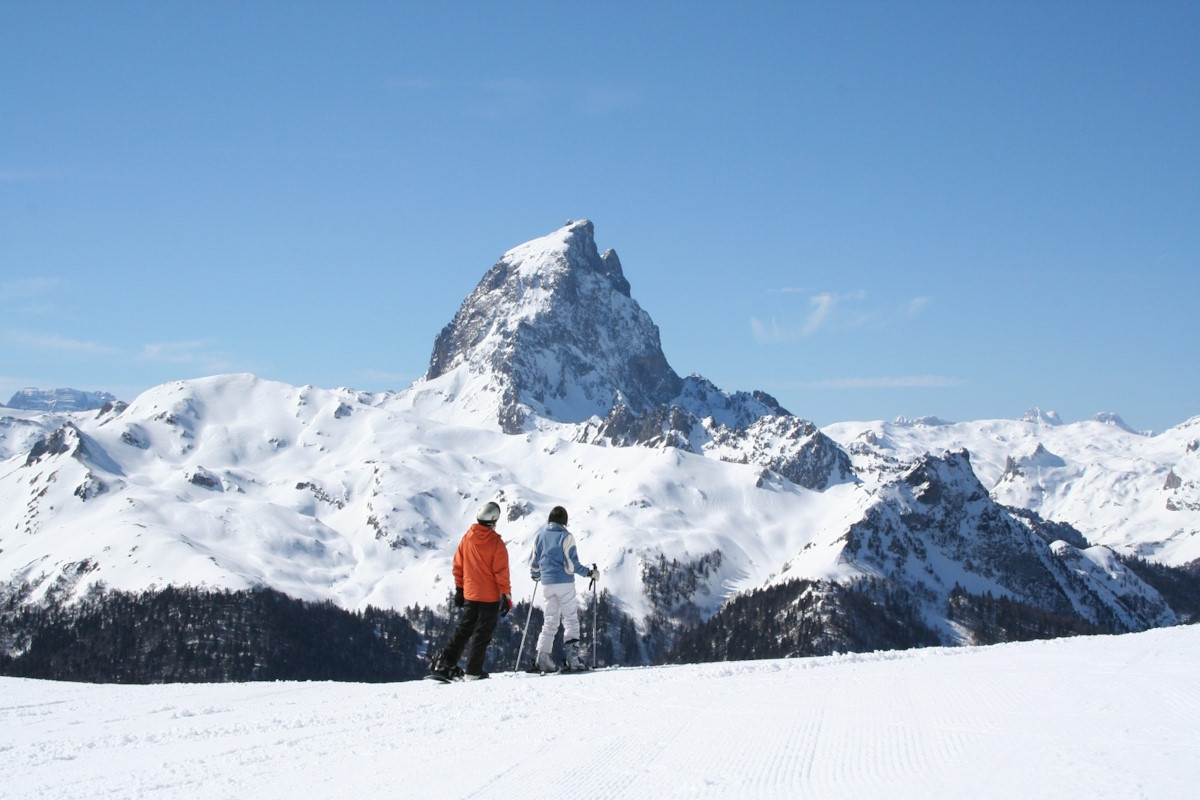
429;501;512;680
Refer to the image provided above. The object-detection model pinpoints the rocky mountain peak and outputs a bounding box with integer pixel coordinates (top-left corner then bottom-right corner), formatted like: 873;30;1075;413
421;220;684;431
410;219;836;494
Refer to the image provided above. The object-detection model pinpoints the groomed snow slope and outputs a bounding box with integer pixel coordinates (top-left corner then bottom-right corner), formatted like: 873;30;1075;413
3;625;1197;799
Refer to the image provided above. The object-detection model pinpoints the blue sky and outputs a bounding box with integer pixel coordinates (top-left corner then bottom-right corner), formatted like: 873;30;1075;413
2;2;1197;432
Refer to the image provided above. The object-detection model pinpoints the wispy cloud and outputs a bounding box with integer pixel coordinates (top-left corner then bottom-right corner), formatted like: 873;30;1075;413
579;83;644;118
751;289;932;343
388;76;447;92
904;296;932;318
802;291;865;336
7;330;238;367
1;278;63;317
0;167;68;182
750;290;866;342
1;277;60;299
749;316;792;344
9;331;119;355
805;375;965;389
139;339;234;370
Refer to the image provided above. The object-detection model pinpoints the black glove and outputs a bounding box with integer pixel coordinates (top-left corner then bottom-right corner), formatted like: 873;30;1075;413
587;565;599;579
499;593;512;617
454;586;465;607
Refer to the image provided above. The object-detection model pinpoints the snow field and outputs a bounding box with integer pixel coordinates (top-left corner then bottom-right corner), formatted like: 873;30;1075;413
2;625;1197;799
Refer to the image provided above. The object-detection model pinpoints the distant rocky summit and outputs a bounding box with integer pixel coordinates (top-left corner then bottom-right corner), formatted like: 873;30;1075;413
5;388;118;412
412;218;852;488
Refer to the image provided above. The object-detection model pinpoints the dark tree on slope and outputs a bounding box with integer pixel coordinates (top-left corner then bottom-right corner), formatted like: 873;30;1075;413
0;585;425;683
1115;555;1200;623
587;590;644;666
668;578;941;664
669;580;824;662
641;550;723;662
946;585;1108;645
824;578;943;654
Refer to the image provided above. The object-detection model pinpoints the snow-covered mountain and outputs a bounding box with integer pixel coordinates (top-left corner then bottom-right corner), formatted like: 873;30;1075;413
1;220;1196;650
403;219;851;491
0;373;842;622
823;411;1200;567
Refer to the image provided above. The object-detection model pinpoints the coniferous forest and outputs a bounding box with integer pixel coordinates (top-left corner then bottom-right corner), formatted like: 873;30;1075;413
2;546;1197;684
0;585;425;683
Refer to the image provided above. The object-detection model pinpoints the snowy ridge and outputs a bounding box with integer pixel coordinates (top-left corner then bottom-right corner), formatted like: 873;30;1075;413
0;373;847;622
827;413;1200;566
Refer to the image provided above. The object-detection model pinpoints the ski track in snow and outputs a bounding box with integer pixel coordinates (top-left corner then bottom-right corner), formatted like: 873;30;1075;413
3;626;1199;799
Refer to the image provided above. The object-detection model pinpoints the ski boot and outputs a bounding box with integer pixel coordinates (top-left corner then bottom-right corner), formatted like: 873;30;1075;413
563;639;587;672
426;656;464;683
535;651;559;674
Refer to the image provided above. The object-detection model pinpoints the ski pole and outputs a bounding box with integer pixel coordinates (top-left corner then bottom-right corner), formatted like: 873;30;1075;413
589;564;598;669
515;579;538;672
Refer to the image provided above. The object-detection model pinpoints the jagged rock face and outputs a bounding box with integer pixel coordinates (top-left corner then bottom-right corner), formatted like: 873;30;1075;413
710;416;857;491
1006;506;1090;550
587;400;702;452
672;376;790;428
425;220;682;431
25;423;87;466
578;395;853;491
850;452;1040;601
841;449;1172;632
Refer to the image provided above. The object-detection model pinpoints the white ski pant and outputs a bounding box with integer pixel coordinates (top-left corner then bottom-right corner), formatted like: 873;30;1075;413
536;581;580;654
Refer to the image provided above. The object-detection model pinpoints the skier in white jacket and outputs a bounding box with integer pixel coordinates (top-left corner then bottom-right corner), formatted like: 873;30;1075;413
529;506;597;672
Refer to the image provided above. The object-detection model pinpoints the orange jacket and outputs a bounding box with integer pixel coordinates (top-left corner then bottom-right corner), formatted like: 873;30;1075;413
453;523;511;602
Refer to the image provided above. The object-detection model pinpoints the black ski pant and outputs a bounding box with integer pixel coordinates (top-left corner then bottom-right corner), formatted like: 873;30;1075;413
440;599;501;676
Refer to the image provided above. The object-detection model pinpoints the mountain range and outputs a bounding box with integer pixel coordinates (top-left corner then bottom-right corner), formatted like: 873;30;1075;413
2;220;1197;662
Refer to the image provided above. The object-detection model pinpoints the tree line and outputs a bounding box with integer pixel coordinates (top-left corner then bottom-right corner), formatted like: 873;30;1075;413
0;584;424;683
2;547;1197;684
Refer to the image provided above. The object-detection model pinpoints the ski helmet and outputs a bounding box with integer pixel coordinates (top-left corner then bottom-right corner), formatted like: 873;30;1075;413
548;505;568;525
476;501;502;525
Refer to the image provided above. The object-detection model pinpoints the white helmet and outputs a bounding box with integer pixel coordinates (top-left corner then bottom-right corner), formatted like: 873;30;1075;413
476;501;501;524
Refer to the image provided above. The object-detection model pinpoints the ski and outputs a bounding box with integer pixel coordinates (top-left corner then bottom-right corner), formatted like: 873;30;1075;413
425;673;493;683
424;673;460;684
425;664;466;683
522;665;593;676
